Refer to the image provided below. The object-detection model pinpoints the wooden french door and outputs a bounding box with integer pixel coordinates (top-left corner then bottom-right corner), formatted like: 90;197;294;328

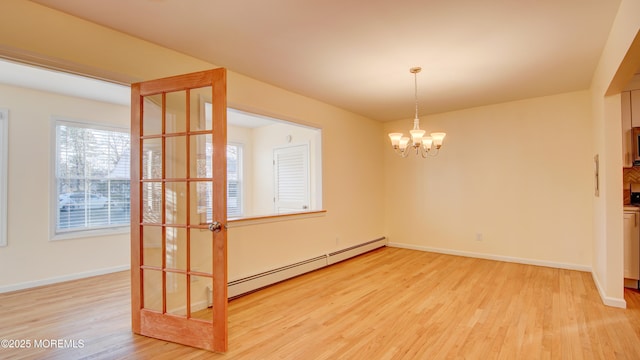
130;69;228;352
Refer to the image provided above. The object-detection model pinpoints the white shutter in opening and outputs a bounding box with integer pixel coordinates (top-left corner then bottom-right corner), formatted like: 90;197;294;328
274;144;309;214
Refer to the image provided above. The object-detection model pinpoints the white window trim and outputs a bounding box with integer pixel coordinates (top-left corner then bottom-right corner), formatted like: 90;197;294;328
50;117;130;241
0;109;8;247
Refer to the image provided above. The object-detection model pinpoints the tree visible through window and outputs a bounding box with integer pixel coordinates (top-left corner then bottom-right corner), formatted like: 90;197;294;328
55;120;130;234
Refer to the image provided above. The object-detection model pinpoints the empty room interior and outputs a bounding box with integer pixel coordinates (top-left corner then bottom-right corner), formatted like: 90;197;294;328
1;0;640;358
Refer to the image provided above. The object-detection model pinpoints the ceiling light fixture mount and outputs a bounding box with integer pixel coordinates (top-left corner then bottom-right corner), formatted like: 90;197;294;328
388;67;446;158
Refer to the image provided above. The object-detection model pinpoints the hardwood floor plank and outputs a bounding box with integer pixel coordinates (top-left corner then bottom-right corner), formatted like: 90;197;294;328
1;247;639;359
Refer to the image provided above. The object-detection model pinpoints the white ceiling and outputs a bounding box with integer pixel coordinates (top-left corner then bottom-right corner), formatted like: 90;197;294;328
30;0;623;122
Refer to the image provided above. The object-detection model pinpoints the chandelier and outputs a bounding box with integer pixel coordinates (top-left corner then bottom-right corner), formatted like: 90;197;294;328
388;67;446;157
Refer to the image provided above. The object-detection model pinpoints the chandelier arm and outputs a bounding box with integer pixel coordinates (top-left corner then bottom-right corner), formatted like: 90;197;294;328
393;147;410;158
418;145;442;158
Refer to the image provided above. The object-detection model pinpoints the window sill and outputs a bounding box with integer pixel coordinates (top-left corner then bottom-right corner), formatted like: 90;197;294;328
50;226;130;241
227;210;327;228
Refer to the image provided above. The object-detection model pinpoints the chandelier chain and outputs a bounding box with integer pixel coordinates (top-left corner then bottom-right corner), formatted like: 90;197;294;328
414;70;419;121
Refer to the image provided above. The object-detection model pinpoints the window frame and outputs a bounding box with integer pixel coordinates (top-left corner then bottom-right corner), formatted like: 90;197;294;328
0;109;8;247
227;142;244;218
50;117;131;240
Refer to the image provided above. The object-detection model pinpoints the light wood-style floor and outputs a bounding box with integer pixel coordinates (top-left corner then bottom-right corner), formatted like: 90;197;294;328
1;247;640;359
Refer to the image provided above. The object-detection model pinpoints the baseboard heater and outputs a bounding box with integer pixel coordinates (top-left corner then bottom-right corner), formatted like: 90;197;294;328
227;237;387;299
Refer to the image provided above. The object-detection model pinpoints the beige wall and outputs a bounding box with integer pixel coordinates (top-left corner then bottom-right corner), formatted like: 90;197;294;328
384;91;593;269
0;0;385;287
590;0;640;307
0;83;130;289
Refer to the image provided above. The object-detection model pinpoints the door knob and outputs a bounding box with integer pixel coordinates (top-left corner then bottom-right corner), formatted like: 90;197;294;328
208;221;222;233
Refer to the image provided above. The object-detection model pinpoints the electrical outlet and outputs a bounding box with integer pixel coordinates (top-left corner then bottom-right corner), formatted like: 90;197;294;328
476;233;483;241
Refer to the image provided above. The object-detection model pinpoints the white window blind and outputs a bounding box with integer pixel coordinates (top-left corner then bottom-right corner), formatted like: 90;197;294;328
55;120;130;234
274;144;309;213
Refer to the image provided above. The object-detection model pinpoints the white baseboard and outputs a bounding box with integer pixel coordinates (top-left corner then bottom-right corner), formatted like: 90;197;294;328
0;264;130;294
591;271;627;309
388;242;592;272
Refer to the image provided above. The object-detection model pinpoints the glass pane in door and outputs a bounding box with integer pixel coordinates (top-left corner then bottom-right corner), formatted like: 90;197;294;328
190;87;213;132
142;138;162;180
142;94;163;136
165;91;186;134
142;182;162;224
166;136;187;179
190;275;213;322
190;229;213;275
143;269;162;312
165;182;187;224
165;227;187;271
190;182;212;225
166;272;187;317
142;226;162;267
190;134;212;179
